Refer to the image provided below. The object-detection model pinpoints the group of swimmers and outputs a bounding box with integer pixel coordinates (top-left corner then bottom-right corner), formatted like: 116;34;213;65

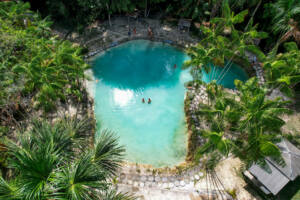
142;98;151;104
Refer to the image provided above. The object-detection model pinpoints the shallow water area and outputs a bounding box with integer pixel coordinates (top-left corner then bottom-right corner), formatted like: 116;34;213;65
91;40;248;167
92;40;191;167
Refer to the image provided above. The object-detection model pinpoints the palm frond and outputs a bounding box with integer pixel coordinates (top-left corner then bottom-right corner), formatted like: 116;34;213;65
54;152;107;200
93;131;125;177
102;189;137;200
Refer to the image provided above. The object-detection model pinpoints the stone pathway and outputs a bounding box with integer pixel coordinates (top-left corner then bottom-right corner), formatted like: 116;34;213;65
116;163;231;200
77;17;199;58
187;83;209;139
245;51;265;85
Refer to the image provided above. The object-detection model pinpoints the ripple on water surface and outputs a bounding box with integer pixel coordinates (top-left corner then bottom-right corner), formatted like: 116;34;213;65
92;40;192;167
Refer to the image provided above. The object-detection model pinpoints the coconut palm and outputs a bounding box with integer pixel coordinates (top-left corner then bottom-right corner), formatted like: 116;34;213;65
0;117;135;200
198;78;290;167
234;78;291;133
198;131;231;156
263;42;300;97
229;79;289;165
233;127;282;167
195;130;231;169
210;1;249;35
184;1;267;86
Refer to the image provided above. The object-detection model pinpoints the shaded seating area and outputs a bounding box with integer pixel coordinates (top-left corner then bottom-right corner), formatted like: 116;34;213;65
244;139;300;196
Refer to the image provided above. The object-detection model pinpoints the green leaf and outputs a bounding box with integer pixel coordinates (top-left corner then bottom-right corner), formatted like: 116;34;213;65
245;45;266;60
232;10;248;24
260;141;280;157
284;42;299;52
12;65;27;74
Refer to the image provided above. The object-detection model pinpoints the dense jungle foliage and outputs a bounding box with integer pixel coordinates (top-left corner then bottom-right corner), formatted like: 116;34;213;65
24;0;300;49
0;0;300;199
0;2;89;135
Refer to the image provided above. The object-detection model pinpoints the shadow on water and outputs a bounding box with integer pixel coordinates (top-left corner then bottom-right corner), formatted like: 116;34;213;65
202;61;249;89
92;40;185;90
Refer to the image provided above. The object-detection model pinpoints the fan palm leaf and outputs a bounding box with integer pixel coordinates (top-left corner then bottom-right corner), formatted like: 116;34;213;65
53;152;107;200
92;131;125;177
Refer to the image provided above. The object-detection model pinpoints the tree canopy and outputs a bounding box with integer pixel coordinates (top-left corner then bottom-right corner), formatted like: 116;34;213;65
0;117;135;200
0;1;89;136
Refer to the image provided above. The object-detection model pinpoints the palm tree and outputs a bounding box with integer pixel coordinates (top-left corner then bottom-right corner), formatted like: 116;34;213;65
197;131;231;156
12;39;89;111
278;19;300;45
234;78;291;132
263;42;300;97
184;2;266;85
0;117;135;200
1;1;90;112
271;0;300;43
197;78;290;167
210;1;248;35
195;131;231;169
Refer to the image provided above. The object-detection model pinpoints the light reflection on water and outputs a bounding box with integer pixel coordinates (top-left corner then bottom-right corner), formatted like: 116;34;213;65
92;40;191;167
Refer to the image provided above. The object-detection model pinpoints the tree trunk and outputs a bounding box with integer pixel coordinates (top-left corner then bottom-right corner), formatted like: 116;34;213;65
244;0;262;31
106;3;111;27
210;0;223;19
144;0;148;17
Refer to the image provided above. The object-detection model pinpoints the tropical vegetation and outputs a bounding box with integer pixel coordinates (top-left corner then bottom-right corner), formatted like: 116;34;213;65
193;78;290;168
0;0;300;199
263;42;300;97
0;1;89;140
0;116;135;200
183;2;267;83
182;1;299;171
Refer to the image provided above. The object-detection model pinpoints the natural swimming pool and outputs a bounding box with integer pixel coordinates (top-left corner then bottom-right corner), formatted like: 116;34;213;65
201;62;248;89
91;40;248;167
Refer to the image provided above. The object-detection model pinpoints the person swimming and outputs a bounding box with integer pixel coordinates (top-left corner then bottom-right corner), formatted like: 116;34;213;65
174;64;177;69
142;98;145;103
148;98;151;104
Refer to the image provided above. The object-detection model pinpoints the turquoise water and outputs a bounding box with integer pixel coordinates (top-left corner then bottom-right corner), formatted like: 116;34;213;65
91;40;248;167
202;62;248;89
92;40;192;167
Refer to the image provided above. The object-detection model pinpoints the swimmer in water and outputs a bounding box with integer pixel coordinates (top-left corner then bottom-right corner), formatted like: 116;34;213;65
148;98;151;104
96;79;99;83
142;98;145;103
174;64;177;69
